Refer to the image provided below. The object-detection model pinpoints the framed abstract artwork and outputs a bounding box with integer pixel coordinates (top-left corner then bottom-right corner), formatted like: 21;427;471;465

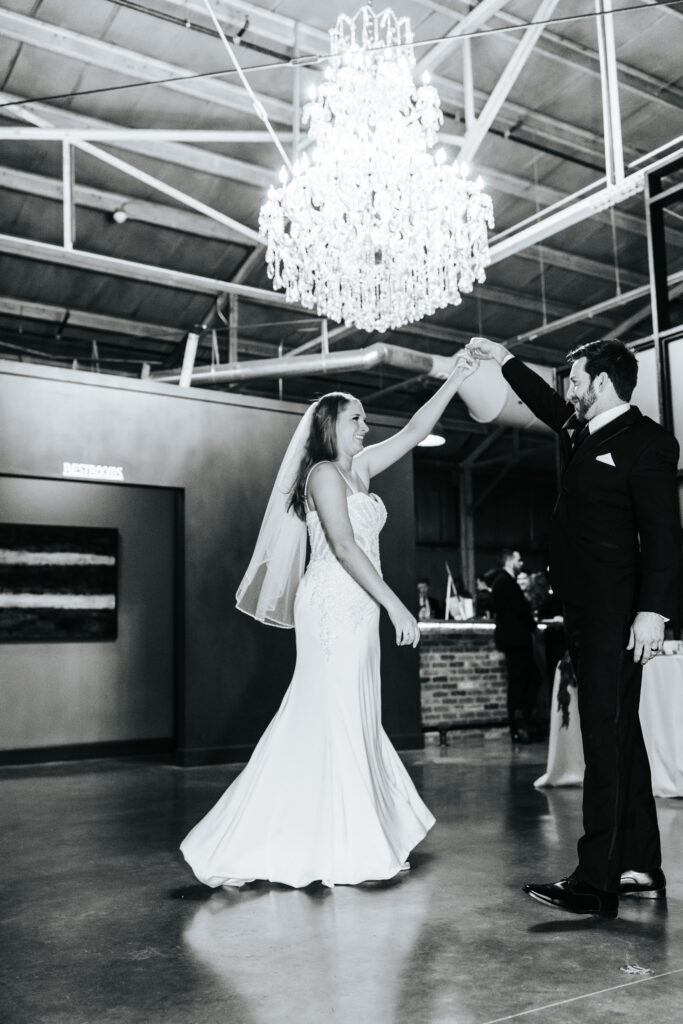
0;524;118;642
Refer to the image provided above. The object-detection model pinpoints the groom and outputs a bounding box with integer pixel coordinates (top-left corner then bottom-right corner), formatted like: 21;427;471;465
468;337;681;919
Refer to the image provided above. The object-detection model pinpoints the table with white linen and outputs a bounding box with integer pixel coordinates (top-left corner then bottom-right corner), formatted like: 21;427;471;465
535;654;683;798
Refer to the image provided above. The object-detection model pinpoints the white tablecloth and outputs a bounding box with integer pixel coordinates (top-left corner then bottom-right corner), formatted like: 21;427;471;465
535;655;683;798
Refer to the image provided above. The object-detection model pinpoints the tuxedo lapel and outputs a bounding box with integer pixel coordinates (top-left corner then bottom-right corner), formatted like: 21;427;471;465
565;408;640;471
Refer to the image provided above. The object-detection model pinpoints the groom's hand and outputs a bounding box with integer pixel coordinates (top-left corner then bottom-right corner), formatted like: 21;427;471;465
627;611;665;664
466;337;509;365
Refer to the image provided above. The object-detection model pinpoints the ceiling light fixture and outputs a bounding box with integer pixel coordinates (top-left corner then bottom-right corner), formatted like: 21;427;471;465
111;207;128;224
259;4;494;334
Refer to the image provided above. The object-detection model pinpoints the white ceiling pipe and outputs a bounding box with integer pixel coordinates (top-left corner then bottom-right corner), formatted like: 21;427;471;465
154;340;554;434
458;358;555;433
153;342;453;385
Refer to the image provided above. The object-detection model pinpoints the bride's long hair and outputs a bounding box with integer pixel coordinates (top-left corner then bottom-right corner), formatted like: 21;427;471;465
288;392;354;520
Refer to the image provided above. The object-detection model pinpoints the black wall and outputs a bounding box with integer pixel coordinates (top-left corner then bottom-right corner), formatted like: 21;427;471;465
0;361;421;763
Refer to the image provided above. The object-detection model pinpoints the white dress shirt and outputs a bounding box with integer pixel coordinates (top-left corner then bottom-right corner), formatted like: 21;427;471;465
587;403;630;433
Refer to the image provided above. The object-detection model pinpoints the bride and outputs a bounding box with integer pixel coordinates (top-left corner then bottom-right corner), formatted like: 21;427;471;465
180;351;476;888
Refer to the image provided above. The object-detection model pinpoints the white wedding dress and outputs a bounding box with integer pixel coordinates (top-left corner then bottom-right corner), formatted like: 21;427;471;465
180;489;435;888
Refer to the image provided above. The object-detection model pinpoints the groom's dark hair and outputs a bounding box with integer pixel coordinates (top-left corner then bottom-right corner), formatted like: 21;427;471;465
566;339;638;402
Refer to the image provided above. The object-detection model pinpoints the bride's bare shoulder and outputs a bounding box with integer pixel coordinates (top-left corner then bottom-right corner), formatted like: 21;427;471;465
306;462;345;509
307;461;338;487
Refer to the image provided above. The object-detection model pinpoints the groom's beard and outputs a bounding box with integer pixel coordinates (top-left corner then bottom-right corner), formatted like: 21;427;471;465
573;382;597;422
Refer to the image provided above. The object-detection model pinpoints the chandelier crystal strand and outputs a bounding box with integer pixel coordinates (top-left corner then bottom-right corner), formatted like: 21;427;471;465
259;4;494;333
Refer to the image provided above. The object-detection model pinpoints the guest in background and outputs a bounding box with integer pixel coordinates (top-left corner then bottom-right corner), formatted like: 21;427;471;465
516;571;530;596
525;572;548;619
417;577;444;621
474;572;495;619
491;549;542;744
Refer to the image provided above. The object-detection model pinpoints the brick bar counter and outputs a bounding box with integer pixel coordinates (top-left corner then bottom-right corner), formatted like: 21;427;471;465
418;621;509;743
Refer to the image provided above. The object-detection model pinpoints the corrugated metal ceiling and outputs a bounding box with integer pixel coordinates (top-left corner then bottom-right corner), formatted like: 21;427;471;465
0;0;682;453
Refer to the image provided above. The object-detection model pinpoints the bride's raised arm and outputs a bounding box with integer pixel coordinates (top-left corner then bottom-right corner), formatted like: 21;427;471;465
354;349;478;482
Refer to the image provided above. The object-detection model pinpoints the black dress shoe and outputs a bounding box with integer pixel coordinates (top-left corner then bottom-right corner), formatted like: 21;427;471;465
523;876;618;919
619;868;666;899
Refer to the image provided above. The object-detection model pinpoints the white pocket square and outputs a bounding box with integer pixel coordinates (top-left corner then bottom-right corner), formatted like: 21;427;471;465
596;453;616;467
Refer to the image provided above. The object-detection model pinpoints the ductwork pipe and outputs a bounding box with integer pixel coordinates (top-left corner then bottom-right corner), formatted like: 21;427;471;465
457;358;555;433
154;341;456;385
155;339;554;433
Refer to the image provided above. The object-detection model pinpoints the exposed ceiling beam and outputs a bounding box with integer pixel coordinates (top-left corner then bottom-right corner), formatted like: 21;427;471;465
0;5;641;170
0;165;251;247
4;89;677;253
178;0;327;52
509;267;683;347
0;164;645;289
458;0;560;167
181;0;683;119
463;0;683;112
638;0;683;25
488;168;683;253
604;281;683;340
3;97;262;244
0;7;292;124
481;166;649;240
514;244;644;290
0;232;309;309
231;245;266;283
74;138;262;244
471;282;612;327
415;0;512;76
0;91;275;191
0;296;184;342
0;229;621;344
0;128;293;143
0;87;671;260
489;172;646;264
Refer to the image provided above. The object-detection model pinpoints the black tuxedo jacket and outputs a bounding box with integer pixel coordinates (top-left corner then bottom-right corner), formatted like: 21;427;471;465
502;357;681;618
491;570;536;651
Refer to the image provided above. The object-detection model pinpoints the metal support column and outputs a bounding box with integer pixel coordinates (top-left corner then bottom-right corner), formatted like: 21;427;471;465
179;331;200;387
62;140;75;249
228;295;239;364
462;37;475;132
595;0;624;185
643;154;683;433
292;22;301;161
458;467;475;597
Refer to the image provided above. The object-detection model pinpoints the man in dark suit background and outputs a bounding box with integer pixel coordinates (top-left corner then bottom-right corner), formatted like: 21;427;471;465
468;337;681;920
417;577;444;620
491;550;541;744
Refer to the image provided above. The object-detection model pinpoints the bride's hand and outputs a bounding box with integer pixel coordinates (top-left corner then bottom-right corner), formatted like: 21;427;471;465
388;601;420;648
450;350;479;382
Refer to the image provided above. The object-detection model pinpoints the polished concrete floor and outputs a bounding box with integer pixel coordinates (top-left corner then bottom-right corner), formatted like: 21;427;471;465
1;738;681;1024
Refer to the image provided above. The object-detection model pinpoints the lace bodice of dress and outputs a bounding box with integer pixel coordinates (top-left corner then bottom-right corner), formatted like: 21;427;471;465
301;493;387;658
306;492;387;573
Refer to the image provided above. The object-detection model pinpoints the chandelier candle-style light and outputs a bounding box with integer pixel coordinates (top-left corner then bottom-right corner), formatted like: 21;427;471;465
259;4;494;333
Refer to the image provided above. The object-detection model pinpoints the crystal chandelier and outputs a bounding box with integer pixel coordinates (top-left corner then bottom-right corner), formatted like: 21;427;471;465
259;4;494;333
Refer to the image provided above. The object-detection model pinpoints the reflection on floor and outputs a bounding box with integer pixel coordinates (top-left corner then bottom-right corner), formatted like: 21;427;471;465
1;739;681;1024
